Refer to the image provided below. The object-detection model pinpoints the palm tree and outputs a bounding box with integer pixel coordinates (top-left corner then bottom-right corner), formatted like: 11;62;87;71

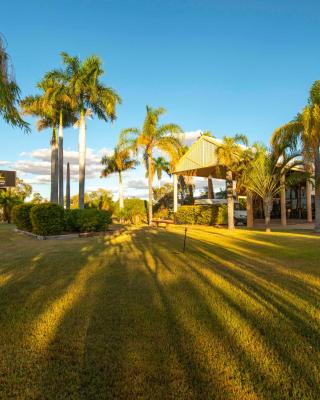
101;145;138;209
21;73;76;204
271;81;320;231
39;72;75;207
120;106;183;224
243;143;302;232
21;96;59;202
0;34;29;131
216;134;248;230
151;156;170;188
55;52;121;208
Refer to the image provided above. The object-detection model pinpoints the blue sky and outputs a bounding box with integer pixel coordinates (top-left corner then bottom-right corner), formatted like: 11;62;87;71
1;0;320;199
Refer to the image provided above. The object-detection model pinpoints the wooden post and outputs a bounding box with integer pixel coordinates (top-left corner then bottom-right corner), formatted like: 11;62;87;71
280;175;286;226
306;180;312;223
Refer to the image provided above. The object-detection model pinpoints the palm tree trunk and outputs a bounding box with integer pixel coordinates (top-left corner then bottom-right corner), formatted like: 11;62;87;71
263;196;273;232
58;111;64;207
158;170;162;189
208;178;214;199
78;110;86;209
306;180;313;223
280;174;286;226
246;191;253;228
119;171;124;209
226;169;234;229
314;145;320;232
50;127;58;204
66;162;70;209
148;153;153;225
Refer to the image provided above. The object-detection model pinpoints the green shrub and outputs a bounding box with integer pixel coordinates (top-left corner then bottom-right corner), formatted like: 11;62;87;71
153;206;169;220
64;209;82;232
30;203;64;235
114;199;148;224
176;205;227;225
77;209;112;232
12;203;34;231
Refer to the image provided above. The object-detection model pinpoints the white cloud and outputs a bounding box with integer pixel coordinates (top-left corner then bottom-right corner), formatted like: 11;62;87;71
0;160;11;166
14;146;113;185
183;130;203;146
125;179;148;190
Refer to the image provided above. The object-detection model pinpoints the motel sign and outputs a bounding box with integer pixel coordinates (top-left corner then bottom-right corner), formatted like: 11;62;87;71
0;170;16;188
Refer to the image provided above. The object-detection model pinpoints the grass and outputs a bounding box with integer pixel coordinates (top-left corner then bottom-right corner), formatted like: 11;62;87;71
0;223;319;400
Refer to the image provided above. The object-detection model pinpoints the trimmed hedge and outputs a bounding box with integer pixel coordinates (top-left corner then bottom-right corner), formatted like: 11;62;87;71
64;209;82;232
13;203;112;235
30;203;64;235
114;199;148;224
176;205;227;225
76;209;112;232
12;203;34;232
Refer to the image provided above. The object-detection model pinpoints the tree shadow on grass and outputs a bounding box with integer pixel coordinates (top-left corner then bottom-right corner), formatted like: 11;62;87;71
140;228;320;399
2;226;320;399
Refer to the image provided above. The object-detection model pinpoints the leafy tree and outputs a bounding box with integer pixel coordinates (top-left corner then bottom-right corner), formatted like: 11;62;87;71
271;81;320;231
216;134;248;229
0;178;32;222
55;52;121;208
114;198;148;224
31;192;46;204
153;183;174;218
70;189;114;211
14;178;32;199
0;189;22;223
0;34;29;131
121;106;183;224
86;189;114;211
101;145;138;209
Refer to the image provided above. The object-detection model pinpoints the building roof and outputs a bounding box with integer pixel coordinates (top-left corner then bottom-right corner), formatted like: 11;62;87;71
173;135;224;177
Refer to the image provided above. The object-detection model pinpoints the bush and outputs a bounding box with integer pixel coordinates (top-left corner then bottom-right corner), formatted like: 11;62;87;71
64;209;82;232
12;203;34;231
30;203;64;235
76;209;112;232
176;205;227;225
153;206;169;220
114;199;148;224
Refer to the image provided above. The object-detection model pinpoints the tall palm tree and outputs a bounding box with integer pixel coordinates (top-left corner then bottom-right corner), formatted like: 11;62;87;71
101;145;138;209
243;143;302;232
21;84;75;203
272;81;320;231
39;72;75;207
0;34;29;131
120;106;183;224
54;52;121;208
21;96;59;202
216;134;248;230
151;156;170;188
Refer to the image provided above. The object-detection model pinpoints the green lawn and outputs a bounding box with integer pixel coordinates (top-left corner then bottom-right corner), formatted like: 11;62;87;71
0;224;320;400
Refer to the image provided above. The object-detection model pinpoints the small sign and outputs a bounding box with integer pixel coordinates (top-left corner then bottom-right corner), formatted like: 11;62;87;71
0;170;16;187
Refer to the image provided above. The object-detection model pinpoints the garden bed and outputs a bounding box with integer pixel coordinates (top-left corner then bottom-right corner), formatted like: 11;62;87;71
14;224;126;240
